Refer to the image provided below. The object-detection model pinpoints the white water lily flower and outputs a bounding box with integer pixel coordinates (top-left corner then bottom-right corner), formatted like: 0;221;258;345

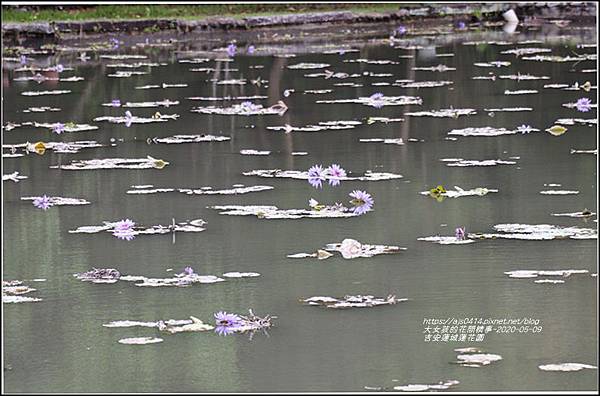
339;238;363;259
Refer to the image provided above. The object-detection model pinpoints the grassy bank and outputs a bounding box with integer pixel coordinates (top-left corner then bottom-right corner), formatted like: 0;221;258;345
1;4;406;23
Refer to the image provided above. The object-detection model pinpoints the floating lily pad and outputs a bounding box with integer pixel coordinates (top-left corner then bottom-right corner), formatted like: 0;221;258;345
103;319;193;328
393;380;460;392
405;108;475;118
118;337;163;345
32;122;98;133
417;236;476;245
443;158;517;167
93;114;177;125
209;205;360;219
344;59;399;65
74;268;121;283
456;353;502;367
105;62;162;68
522;54;595;62
471;224;597;240
539;190;579;195
127;185;273;196
22;106;61;113
300;294;407;309
21;90;71;96
100;54;148;60
51;156;169;170
222;272;261;278
103;99;179;108
393;80;454;88
504;269;589;279
148;134;230;144
289;239;406;260
498;74;549;80
240;149;271;156
500;47;552;56
366;117;404;124
108;71;149;78
135;83;188;89
474;61;511;67
412;65;456;72
3;280;42;303
555;118;596;126
504;89;538;95
242;169;402;181
551;210;596;218
482;107;533;113
359;138;404;145
316;95;422;108
186;95;268;101
420;186;497;198
3;295;43;303
303;89;333;94
191;101;288;116
288;62;330;69
21;196;91;206
75;267;227;288
538;363;597;372
570;148;597;155
267;120;361;133
69;218;205;236
214;79;247;85
448;127;537;137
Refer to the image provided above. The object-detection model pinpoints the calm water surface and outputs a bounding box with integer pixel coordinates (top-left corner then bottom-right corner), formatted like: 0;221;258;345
3;23;598;392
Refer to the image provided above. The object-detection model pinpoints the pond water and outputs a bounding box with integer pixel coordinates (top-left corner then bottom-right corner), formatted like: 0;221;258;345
3;21;598;392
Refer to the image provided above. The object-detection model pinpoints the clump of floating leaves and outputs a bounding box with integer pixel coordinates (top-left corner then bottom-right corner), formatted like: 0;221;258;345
423;185;497;201
300;294;407;309
287;238;406;260
191;101;288;116
51;156;169;170
3;280;43;303
213;309;276;337
453;347;503;367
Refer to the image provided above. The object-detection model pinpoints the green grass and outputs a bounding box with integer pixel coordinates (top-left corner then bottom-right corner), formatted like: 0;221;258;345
1;4;406;23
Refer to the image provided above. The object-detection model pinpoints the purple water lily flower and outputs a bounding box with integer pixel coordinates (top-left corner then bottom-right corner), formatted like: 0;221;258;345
20;55;27;65
114;219;135;231
111;99;121;107
110;37;119;49
517;124;534;134
575;97;592;112
368;92;386;108
54;64;64;73
52;122;65;134
457;21;467;29
240;101;260;112
307;164;326;189
247;45;255;55
113;230;136;241
33;195;52;210
349;190;374;215
227;43;237;57
396;25;407;36
326;164;346;187
455;226;466;240
183;266;195;276
214;311;242;336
